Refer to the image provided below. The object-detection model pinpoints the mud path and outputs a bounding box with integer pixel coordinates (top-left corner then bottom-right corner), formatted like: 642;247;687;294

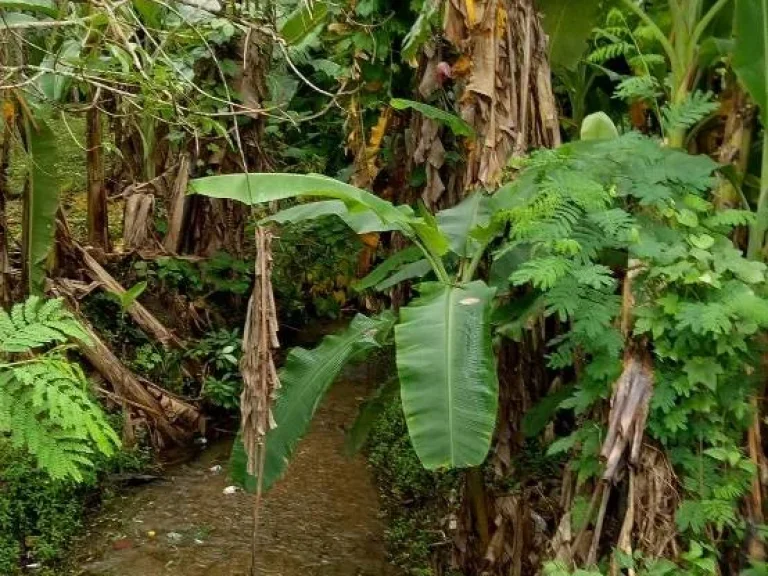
66;374;395;576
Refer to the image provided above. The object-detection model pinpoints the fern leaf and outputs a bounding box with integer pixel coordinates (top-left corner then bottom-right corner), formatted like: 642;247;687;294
661;91;719;133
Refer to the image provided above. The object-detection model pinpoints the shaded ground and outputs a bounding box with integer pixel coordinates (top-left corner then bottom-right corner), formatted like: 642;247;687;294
65;372;395;576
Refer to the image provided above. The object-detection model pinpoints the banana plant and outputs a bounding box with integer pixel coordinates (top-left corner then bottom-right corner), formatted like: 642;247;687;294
734;0;768;260
189;173;506;489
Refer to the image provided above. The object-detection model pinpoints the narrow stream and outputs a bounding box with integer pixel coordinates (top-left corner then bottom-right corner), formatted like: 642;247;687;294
65;372;396;576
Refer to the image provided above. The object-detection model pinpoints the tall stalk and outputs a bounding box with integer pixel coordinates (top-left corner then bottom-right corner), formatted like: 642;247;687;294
743;0;768;261
86;100;110;250
748;134;768;260
0;97;11;307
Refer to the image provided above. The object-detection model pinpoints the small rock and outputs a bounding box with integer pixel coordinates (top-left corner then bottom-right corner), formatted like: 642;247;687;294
166;532;183;542
209;465;223;474
223;485;239;495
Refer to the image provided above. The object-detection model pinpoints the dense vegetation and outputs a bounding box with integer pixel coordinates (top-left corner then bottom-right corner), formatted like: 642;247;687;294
3;0;768;575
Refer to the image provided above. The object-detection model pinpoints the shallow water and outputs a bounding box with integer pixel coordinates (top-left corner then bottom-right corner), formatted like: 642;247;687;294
65;374;396;576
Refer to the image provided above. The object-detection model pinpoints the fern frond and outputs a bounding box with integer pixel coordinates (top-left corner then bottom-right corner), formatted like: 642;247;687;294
613;75;662;101
661;91;719;133
0;297;89;353
627;53;666;71
588;41;633;64
0;297;117;481
1;357;119;481
704;209;755;229
511;257;572;290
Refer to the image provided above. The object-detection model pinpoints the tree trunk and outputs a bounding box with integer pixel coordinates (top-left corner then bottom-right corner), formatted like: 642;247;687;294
163;154;190;254
428;1;561;572
445;0;560;192
86;101;110;250
123;192;157;252
181;26;271;258
0;94;12;307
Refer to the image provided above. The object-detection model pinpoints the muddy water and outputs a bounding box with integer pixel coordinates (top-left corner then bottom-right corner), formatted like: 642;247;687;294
66;374;396;576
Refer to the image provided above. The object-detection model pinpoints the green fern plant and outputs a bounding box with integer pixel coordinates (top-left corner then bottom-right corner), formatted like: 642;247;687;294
661;90;720;134
497;128;768;561
0;297;120;481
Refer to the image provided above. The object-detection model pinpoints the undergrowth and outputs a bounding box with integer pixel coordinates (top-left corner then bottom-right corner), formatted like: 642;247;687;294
366;400;460;575
0;419;150;574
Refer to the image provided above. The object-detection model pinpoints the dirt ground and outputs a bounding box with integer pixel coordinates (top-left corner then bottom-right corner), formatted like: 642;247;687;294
65;375;396;576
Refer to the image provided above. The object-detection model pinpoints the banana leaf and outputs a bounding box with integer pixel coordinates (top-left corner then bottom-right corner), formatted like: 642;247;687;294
374;259;432;291
267;199;404;234
280;0;330;46
190;172;408;230
537;0;602;71
390;99;475;138
231;312;395;492
190;172;450;262
436;192;495;257
734;0;768;118
395;281;498;469
22;119;60;295
354;246;424;291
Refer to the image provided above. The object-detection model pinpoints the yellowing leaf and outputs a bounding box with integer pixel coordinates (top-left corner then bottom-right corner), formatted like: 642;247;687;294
465;0;476;26
2;99;14;125
360;232;380;249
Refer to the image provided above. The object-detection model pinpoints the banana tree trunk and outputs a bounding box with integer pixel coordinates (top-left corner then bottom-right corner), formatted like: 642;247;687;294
446;0;560;193
0;96;12;307
181;27;271;258
425;0;561;572
86;101;110;251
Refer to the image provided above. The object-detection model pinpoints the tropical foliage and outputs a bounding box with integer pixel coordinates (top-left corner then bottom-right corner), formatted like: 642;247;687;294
6;0;768;574
0;297;119;480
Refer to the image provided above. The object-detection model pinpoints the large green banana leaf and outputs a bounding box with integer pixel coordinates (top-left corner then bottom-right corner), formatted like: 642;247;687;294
734;0;768;258
23;120;60;294
395;281;498;469
375;259;432;291
231;312;395;492
191;172;408;229
354;246;425;291
190;172;450;259
734;0;768;118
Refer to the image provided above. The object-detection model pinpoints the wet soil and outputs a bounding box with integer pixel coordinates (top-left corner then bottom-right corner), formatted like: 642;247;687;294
65;374;396;576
